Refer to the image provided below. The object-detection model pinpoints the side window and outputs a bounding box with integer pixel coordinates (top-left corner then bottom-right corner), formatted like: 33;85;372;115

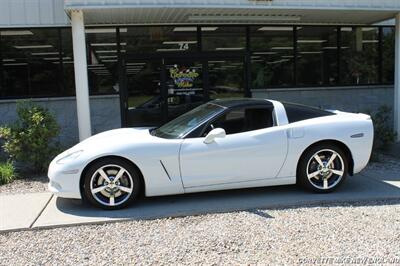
213;109;246;135
203;107;274;136
283;103;334;123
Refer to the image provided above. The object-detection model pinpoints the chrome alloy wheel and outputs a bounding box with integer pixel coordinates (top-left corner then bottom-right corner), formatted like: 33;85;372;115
306;149;345;190
90;164;134;207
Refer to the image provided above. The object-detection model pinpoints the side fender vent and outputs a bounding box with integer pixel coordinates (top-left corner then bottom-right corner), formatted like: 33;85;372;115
351;133;364;138
160;160;171;181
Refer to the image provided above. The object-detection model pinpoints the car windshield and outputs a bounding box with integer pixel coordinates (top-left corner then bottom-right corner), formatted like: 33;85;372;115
152;103;224;139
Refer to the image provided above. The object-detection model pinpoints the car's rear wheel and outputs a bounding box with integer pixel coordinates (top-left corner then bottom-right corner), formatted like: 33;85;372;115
83;158;141;210
298;144;348;193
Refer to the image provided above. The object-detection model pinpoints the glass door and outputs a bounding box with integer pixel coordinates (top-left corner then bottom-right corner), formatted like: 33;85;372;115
123;57;205;127
163;58;205;122
122;56;246;127
124;59;165;127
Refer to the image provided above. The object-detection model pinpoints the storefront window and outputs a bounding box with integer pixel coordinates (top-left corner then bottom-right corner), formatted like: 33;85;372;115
340;27;379;85
0;25;396;100
61;28;75;96
202;27;246;51
382;27;395;84
250;26;294;88
208;59;245;99
86;27;119;95
297;26;338;86
1;28;61;97
123;26;198;53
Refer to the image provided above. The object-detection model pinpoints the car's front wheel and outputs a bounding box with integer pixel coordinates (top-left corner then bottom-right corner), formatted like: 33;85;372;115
298;144;348;193
83;158;142;210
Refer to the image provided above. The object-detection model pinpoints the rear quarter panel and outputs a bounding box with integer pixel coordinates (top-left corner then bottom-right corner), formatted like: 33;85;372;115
277;114;373;178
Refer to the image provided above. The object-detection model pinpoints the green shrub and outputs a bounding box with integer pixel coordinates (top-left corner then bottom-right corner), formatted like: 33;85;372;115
364;106;397;160
0;101;60;173
0;161;15;185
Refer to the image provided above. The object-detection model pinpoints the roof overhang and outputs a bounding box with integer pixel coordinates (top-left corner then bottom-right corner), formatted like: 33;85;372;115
64;1;400;26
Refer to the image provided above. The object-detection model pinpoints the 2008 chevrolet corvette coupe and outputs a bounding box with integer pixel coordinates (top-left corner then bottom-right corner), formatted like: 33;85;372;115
48;99;374;209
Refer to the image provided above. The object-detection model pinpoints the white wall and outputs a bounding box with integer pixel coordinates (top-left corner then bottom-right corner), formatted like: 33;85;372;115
0;0;69;27
65;0;400;10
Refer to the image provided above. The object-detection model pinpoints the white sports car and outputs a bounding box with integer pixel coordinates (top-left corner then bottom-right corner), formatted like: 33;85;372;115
48;99;374;210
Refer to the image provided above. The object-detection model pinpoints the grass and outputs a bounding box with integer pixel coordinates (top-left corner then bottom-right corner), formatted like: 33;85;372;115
0;161;16;185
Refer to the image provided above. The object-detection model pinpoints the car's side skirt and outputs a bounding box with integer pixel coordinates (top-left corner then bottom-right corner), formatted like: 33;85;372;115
182;177;296;194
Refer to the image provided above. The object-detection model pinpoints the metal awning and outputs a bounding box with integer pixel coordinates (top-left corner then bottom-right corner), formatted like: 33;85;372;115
64;0;400;25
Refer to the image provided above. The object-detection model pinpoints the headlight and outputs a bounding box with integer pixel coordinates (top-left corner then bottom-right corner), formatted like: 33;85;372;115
56;150;84;164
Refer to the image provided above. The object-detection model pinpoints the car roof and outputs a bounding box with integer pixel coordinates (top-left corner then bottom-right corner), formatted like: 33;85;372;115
210;98;273;109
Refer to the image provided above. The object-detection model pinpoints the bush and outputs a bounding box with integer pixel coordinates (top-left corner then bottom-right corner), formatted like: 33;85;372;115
370;106;397;151
0;161;15;185
0;101;60;173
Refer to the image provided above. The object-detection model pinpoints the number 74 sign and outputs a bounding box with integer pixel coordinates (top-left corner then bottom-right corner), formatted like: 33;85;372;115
163;40;197;50
179;42;190;50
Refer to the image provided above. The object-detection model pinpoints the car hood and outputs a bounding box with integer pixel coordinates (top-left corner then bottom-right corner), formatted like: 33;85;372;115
51;127;161;168
58;128;154;157
79;127;152;147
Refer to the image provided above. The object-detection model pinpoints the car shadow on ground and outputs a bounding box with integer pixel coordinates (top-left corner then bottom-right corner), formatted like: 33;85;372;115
51;170;400;224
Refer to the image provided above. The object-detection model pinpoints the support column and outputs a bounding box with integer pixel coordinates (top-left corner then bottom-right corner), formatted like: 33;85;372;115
395;13;400;142
71;10;92;141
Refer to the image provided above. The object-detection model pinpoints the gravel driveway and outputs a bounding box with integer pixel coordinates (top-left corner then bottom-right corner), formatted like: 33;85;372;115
0;176;48;194
1;154;399;265
1;200;399;265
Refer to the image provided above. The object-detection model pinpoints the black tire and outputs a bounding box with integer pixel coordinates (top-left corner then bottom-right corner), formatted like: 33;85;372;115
297;143;348;193
83;158;142;210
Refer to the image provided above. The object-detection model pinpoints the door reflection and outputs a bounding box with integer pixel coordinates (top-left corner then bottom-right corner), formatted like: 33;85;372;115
126;61;163;127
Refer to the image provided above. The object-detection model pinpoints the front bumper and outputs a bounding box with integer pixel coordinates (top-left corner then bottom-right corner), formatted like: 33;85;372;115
47;159;82;199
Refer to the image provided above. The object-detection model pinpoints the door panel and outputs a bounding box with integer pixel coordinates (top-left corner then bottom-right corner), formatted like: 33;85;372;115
179;127;288;188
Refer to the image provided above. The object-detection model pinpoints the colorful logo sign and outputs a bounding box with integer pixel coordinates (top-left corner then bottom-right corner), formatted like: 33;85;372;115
169;65;199;88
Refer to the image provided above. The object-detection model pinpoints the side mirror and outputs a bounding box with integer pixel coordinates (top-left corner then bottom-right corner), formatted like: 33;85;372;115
204;128;226;144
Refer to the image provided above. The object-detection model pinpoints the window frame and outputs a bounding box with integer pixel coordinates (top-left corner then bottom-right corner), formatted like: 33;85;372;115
186;104;276;138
